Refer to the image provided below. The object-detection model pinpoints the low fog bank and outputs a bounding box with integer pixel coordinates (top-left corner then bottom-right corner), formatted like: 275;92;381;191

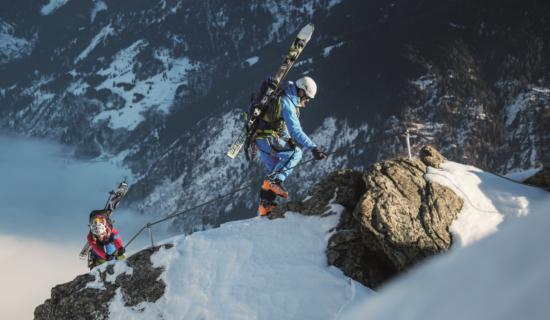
0;134;161;319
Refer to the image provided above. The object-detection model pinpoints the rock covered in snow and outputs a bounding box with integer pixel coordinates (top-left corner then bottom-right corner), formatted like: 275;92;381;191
34;244;172;320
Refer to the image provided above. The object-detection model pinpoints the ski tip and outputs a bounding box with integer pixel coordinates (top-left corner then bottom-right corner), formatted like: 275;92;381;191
297;23;314;42
226;151;237;159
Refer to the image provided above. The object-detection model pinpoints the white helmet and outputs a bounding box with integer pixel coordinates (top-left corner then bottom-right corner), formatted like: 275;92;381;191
90;220;107;236
296;76;317;99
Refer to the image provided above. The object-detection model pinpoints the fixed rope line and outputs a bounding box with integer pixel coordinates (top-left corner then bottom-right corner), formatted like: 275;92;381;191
426;171;500;214
124;132;400;250
124;142;366;249
125;183;252;248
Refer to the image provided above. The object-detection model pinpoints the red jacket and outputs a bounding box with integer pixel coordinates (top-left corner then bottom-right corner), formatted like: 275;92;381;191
87;227;123;260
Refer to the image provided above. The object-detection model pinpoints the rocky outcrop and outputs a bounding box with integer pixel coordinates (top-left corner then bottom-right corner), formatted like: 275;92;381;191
355;158;462;273
524;165;550;191
34;244;172;320
276;147;463;288
270;169;366;219
419;145;446;168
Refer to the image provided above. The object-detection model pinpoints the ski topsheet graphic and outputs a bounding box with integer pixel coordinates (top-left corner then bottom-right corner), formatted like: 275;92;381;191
227;23;314;159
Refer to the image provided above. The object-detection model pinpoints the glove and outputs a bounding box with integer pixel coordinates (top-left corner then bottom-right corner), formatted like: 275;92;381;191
117;246;126;255
105;254;115;261
286;138;297;149
311;147;327;160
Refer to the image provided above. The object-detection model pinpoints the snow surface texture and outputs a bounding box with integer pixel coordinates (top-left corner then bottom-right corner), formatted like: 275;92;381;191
341;161;550;320
40;0;71;16
109;211;373;319
0;20;33;65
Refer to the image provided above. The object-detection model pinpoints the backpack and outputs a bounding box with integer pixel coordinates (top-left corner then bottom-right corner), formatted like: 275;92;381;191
244;78;285;160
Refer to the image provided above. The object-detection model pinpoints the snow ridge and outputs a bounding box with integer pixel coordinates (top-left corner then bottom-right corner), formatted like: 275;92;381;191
109;212;373;319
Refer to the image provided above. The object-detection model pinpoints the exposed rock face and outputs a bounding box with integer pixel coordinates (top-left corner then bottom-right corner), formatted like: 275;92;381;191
276;148;463;288
270;169;366;218
356;158;462;273
34;244;172;320
524;165;550;191
420;145;446;168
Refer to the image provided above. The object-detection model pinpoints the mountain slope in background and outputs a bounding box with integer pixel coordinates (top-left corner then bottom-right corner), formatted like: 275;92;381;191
1;0;549;231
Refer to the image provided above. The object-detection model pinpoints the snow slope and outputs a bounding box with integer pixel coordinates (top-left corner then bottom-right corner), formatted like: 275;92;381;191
81;160;549;320
108;211;374;319
341;161;550;320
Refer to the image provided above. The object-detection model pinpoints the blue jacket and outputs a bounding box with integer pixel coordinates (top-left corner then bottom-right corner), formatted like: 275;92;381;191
279;82;316;150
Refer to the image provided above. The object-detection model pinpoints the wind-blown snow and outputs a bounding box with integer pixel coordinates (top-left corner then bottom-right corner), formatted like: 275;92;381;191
342;161;550;320
40;0;71;16
109;212;373;319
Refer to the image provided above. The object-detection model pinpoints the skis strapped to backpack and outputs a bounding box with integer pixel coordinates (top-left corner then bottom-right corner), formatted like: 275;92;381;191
79;180;129;259
226;23;314;159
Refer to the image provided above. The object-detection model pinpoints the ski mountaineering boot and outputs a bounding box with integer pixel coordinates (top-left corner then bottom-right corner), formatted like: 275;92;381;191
261;178;288;198
257;187;278;216
257;200;277;216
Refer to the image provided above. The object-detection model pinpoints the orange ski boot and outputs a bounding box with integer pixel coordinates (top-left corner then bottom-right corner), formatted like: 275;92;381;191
261;179;288;198
257;201;277;217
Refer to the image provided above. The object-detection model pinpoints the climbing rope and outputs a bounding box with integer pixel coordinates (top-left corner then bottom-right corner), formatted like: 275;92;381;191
425;170;501;214
124;140;371;249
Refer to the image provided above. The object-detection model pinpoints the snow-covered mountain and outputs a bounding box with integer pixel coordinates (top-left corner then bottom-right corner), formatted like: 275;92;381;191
1;0;549;231
35;152;550;319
